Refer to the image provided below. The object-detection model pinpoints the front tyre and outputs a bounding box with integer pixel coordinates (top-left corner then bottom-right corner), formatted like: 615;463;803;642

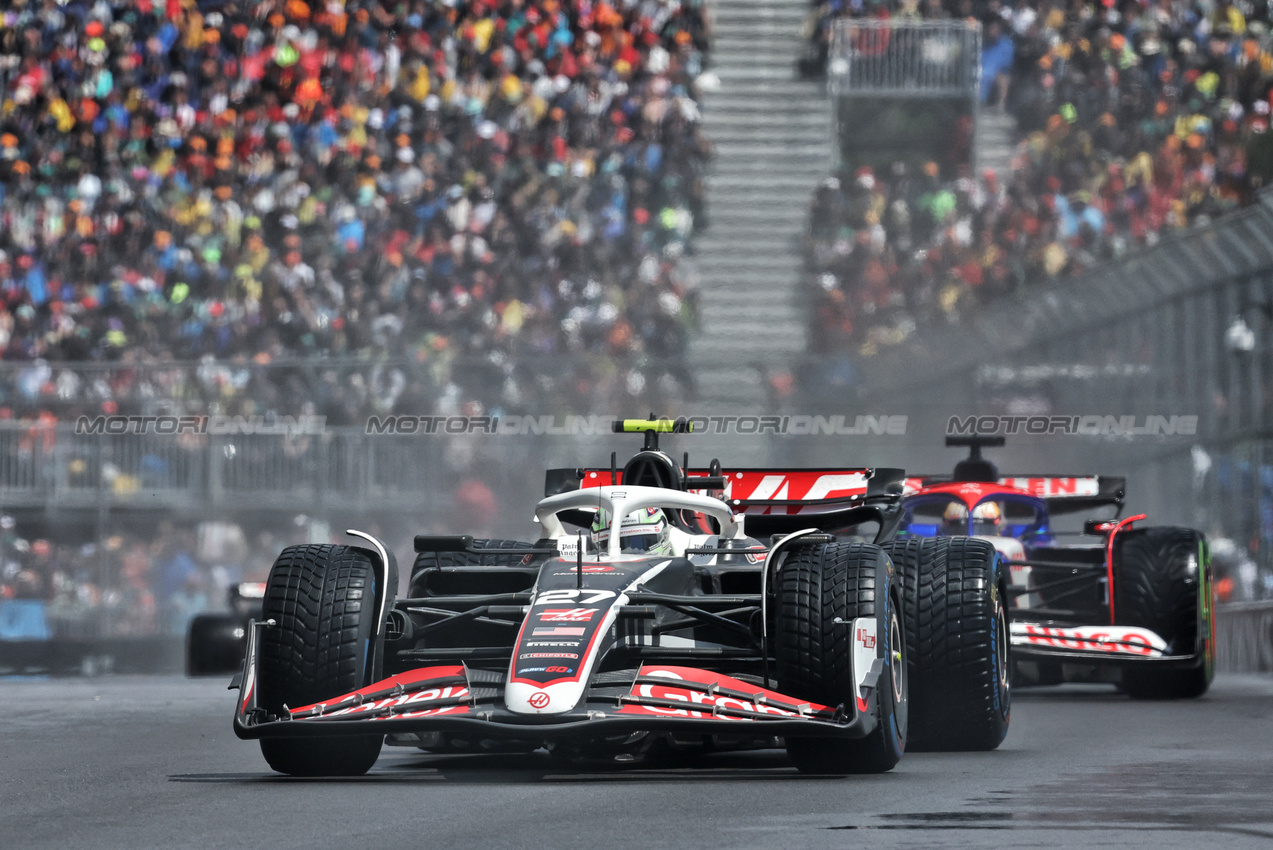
777;542;907;774
883;537;1011;751
257;544;385;776
1115;527;1213;699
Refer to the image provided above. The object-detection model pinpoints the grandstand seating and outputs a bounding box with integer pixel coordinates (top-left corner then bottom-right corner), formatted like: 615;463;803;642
804;0;1266;357
0;0;711;418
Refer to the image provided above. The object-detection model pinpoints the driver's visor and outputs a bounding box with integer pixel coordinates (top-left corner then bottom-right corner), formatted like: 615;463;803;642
617;532;661;553
593;524;665;553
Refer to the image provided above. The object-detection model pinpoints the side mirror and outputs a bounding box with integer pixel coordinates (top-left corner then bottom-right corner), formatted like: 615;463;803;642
413;534;475;553
1083;519;1117;536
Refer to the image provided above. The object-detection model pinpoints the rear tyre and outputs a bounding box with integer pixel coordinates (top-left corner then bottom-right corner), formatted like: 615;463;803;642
777;542;906;774
408;538;537;597
1114;527;1213;699
258;544;386;776
186;613;247;676
883;537;1010;751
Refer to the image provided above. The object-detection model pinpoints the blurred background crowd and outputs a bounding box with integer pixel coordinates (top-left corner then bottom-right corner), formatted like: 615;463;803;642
3;0;1272;655
0;473;503;641
0;517;282;639
0;0;711;422
803;0;1273;355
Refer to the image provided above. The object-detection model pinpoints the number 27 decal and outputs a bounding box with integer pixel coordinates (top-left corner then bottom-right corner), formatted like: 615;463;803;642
534;589;616;606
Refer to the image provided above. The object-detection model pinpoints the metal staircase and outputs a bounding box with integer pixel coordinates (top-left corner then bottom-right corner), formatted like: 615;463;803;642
687;0;832;411
976;107;1018;179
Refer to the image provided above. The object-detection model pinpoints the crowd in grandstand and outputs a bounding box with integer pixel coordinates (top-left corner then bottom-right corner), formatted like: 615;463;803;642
0;518;258;638
0;0;711;419
0;514;443;640
803;0;1273;355
5;0;1273;650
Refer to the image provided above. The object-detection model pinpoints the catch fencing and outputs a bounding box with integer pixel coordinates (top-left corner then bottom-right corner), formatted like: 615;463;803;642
0;423;457;513
0;353;696;426
828;19;981;98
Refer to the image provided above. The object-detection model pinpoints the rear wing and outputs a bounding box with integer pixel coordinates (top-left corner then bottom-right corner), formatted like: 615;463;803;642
546;466;907;538
903;475;1125;513
552;466;902;506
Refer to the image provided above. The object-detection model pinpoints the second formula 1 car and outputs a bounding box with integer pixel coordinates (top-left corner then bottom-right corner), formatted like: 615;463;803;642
900;436;1214;699
186;581;265;676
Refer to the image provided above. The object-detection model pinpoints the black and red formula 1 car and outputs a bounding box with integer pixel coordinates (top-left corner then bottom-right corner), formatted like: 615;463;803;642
230;420;1007;776
899;436;1214;698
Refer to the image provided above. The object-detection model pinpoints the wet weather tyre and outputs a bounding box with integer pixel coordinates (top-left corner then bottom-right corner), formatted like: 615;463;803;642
258;544;384;776
1114;527;1213;699
883;537;1010;751
408;539;537;597
777;542;907;774
186;613;247;676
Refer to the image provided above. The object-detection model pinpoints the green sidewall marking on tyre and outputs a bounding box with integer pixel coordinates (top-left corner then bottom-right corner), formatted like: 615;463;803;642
1199;536;1215;677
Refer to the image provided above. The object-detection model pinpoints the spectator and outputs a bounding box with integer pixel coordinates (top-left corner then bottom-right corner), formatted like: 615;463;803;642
803;0;1269;359
981;18;1013;110
0;0;713;419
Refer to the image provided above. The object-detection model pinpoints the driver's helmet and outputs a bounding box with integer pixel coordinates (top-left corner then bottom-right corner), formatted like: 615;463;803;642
591;507;672;556
972;501;1003;535
942;502;968;532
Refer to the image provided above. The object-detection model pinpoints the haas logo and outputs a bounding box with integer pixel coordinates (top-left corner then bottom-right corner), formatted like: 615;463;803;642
856;627;876;649
528;692;551;709
540;608;595;622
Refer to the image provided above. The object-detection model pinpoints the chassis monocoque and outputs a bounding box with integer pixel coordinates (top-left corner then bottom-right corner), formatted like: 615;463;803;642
901;436;1215;699
231;423;1010;775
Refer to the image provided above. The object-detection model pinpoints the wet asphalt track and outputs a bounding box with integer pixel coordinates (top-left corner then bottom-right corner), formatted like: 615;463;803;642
2;674;1271;849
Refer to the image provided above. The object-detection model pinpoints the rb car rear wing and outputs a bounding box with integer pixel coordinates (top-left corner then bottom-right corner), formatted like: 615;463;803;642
903;475;1125;514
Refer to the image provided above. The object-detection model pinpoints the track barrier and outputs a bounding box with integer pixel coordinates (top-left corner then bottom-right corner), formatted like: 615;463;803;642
1216;601;1273;673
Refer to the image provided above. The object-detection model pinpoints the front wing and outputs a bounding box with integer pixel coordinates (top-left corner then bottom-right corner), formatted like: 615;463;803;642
1009;622;1201;667
233;629;879;742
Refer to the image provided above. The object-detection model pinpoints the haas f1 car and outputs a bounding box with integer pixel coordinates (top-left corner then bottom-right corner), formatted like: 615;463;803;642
900;436;1214;699
230;420;1009;776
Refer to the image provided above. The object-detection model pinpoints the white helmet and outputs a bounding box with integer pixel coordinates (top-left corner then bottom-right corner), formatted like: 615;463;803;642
590;507;672;555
